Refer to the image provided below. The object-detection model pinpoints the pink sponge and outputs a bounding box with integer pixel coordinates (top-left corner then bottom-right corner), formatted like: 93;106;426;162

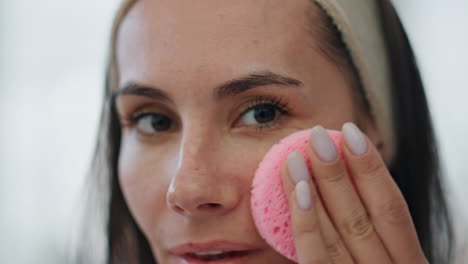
250;128;344;262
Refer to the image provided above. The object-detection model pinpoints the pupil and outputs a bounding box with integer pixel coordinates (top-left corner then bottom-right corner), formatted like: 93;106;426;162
151;114;171;131
254;105;276;123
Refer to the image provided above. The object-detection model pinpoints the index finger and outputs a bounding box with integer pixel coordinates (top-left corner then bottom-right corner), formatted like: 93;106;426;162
282;152;332;264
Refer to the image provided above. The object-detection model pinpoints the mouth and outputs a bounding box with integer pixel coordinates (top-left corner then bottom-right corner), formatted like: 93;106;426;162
180;249;259;263
170;240;261;264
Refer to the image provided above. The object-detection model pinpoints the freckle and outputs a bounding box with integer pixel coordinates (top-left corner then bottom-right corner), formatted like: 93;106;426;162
252;39;259;46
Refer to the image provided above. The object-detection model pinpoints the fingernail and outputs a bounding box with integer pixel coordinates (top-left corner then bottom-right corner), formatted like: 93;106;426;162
310;125;337;162
342;122;368;156
296;180;312;210
287;151;310;184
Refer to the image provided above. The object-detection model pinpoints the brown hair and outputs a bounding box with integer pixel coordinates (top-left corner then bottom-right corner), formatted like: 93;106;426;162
77;1;453;263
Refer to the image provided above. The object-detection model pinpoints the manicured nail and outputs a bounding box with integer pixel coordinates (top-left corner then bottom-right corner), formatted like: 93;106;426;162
287;151;310;184
310;125;337;162
296;180;312;210
342;122;368;156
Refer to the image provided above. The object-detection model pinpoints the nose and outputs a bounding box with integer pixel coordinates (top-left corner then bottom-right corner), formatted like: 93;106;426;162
166;132;240;218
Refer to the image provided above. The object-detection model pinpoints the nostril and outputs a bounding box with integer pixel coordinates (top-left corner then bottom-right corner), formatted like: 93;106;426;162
173;205;184;214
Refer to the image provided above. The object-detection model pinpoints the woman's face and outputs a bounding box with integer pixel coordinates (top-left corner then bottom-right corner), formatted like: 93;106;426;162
115;0;380;263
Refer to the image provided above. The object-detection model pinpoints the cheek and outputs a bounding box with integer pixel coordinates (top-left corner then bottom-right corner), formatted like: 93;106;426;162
118;135;173;240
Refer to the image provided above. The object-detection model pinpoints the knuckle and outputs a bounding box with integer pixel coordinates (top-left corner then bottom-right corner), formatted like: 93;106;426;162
378;198;410;225
325;238;346;261
343;209;374;240
319;167;347;183
360;160;387;181
297;217;321;236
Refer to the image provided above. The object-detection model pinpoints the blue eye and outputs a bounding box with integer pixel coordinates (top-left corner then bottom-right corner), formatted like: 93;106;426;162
239;96;290;130
134;113;172;134
240;104;280;125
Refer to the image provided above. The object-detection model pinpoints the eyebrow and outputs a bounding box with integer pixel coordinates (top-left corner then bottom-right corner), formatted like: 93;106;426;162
112;70;303;103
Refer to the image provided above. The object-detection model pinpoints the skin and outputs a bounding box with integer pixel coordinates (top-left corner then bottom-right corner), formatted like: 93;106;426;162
115;0;427;263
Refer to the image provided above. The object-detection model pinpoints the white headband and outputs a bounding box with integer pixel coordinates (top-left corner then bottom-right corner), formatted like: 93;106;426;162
315;0;395;165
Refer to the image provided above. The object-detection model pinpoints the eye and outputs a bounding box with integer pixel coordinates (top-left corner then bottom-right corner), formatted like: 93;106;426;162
134;113;172;134
238;95;290;130
240;104;280;125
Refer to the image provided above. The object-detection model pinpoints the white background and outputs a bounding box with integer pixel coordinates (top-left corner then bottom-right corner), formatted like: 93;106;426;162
0;0;467;263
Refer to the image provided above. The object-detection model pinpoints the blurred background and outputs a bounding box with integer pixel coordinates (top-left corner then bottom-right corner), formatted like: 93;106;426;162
0;0;466;263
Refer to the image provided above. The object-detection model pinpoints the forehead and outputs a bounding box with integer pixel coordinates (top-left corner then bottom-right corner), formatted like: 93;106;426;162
116;0;319;88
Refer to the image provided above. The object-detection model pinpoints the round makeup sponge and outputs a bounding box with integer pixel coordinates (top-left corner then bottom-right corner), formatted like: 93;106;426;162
250;128;344;262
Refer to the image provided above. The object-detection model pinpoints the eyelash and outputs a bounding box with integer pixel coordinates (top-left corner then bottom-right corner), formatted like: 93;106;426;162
121;95;291;132
239;95;291;131
122;111;157;128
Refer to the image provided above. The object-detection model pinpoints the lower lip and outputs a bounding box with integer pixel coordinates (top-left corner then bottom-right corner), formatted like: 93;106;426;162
175;250;260;264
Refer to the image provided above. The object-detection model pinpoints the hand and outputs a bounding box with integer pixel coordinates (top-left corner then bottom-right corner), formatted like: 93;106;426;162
281;123;428;264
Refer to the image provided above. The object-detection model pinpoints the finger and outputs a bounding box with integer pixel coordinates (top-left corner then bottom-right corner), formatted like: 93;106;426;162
281;152;332;264
307;126;392;263
282;154;354;263
342;122;428;263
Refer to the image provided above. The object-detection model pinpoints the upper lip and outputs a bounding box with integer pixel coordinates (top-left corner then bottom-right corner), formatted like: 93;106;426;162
169;240;260;255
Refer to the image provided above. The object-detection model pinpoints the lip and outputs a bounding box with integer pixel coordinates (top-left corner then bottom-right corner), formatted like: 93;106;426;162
169;240;261;264
169;240;260;255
